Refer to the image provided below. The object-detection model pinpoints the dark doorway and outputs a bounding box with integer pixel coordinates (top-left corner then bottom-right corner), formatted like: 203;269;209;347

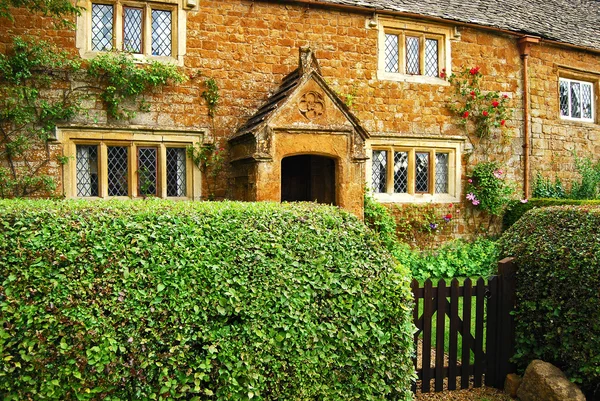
281;155;336;205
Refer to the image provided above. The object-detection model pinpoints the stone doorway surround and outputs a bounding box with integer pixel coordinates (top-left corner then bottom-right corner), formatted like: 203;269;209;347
228;47;370;217
281;154;336;205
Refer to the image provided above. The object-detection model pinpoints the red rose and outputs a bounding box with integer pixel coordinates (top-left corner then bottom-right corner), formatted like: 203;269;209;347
446;214;452;219
469;66;480;75
463;111;469;118
470;91;476;98
483;111;489;117
501;119;506;126
492;101;499;107
503;94;508;98
440;72;446;78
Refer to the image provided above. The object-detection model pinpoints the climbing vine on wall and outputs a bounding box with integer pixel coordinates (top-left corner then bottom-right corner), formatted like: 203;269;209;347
0;37;186;198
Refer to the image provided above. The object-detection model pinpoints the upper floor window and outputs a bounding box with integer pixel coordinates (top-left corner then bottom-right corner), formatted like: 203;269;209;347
559;77;594;122
377;17;457;85
77;0;190;64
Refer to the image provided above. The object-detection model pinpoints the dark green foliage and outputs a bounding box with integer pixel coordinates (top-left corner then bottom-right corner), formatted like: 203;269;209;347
0;200;415;400
503;198;600;230
0;0;80;27
569;155;600;200
498;206;600;397
397;238;499;281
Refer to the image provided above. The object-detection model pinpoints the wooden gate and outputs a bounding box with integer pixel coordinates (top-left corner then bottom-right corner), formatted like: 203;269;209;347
411;258;516;393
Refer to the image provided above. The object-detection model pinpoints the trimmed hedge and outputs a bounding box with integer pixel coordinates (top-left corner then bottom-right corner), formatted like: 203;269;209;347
502;198;600;230
0;200;415;401
498;206;600;397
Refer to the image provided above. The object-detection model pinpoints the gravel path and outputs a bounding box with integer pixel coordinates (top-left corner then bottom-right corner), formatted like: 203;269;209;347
415;387;513;400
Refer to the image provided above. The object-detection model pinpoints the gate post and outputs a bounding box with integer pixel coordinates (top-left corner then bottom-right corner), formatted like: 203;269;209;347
497;257;517;388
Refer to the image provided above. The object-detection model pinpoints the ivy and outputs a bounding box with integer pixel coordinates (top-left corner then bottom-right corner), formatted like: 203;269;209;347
0;37;186;198
201;77;219;117
187;142;225;200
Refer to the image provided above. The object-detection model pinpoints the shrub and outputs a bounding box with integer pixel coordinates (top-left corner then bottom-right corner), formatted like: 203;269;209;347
0;200;415;401
502;198;600;230
465;161;514;216
396;238;499;281
498;206;600;397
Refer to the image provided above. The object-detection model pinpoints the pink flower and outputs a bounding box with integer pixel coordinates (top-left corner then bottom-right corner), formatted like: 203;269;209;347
493;169;503;179
472;199;480;206
482;111;489;117
466;193;476;201
503;94;508;98
520;199;529;203
492;101;499;108
468;179;473;183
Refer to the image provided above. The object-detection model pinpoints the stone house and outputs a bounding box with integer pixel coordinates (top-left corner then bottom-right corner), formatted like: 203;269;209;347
1;0;599;230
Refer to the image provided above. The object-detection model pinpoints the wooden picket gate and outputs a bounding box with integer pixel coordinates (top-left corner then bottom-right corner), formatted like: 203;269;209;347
411;258;516;393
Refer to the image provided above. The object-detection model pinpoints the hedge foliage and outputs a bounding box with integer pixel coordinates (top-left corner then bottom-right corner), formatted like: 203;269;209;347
0;200;415;401
498;206;600;397
502;198;600;230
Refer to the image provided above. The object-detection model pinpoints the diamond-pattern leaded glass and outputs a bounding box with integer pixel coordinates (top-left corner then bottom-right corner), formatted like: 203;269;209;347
435;153;449;194
107;146;128;196
559;80;569;117
152;10;172;56
425;39;439;77
415;152;429;193
570;81;581;118
138;148;157;196
166;148;186;197
76;145;99;197
393;151;408;193
92;4;114;51
405;36;420;75
384;34;399;73
582;83;593;119
123;7;143;53
372;150;387;193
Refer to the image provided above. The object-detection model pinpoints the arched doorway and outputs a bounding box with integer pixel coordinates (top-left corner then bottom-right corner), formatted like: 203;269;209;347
281;155;336;205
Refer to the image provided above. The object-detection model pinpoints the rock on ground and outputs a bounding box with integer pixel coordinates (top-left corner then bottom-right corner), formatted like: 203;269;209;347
517;360;586;401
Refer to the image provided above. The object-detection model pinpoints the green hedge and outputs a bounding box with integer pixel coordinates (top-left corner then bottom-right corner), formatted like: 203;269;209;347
502;198;600;230
498;206;600;397
0;200;415;401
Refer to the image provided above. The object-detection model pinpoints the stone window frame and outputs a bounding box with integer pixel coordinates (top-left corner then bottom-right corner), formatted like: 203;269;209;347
58;127;203;199
366;137;463;203
76;0;192;65
376;17;458;85
558;74;596;124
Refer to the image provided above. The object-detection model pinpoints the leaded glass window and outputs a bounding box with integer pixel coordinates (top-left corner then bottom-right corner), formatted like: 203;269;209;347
372;150;387;193
166;148;186;197
559;78;594;121
123;7;143;53
435;153;449;194
92;4;114;51
138;147;157;196
152;10;172;56
384;34;399;73
405;36;420;75
415;152;429;193
425;39;439;77
107;146;129;196
76;145;99;197
393;151;408;193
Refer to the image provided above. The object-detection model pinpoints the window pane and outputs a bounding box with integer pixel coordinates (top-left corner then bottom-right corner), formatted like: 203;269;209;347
76;145;99;197
559;80;569;117
372;150;387;193
152;9;172;56
415;152;429;192
123;7;143;53
384;34;399;73
582;83;593;120
393;151;408;193
107;146;129;196
91;4;114;51
424;39;439;77
570;82;581;118
138;148;158;196
166;148;186;197
435;153;449;194
405;36;420;75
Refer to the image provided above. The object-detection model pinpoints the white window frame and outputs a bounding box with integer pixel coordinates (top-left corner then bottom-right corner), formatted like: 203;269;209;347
366;138;463;203
559;77;595;123
376;17;458;85
76;0;190;65
57;127;204;199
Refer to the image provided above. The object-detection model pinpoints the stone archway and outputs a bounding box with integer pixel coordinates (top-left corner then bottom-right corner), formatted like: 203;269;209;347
281;154;336;205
